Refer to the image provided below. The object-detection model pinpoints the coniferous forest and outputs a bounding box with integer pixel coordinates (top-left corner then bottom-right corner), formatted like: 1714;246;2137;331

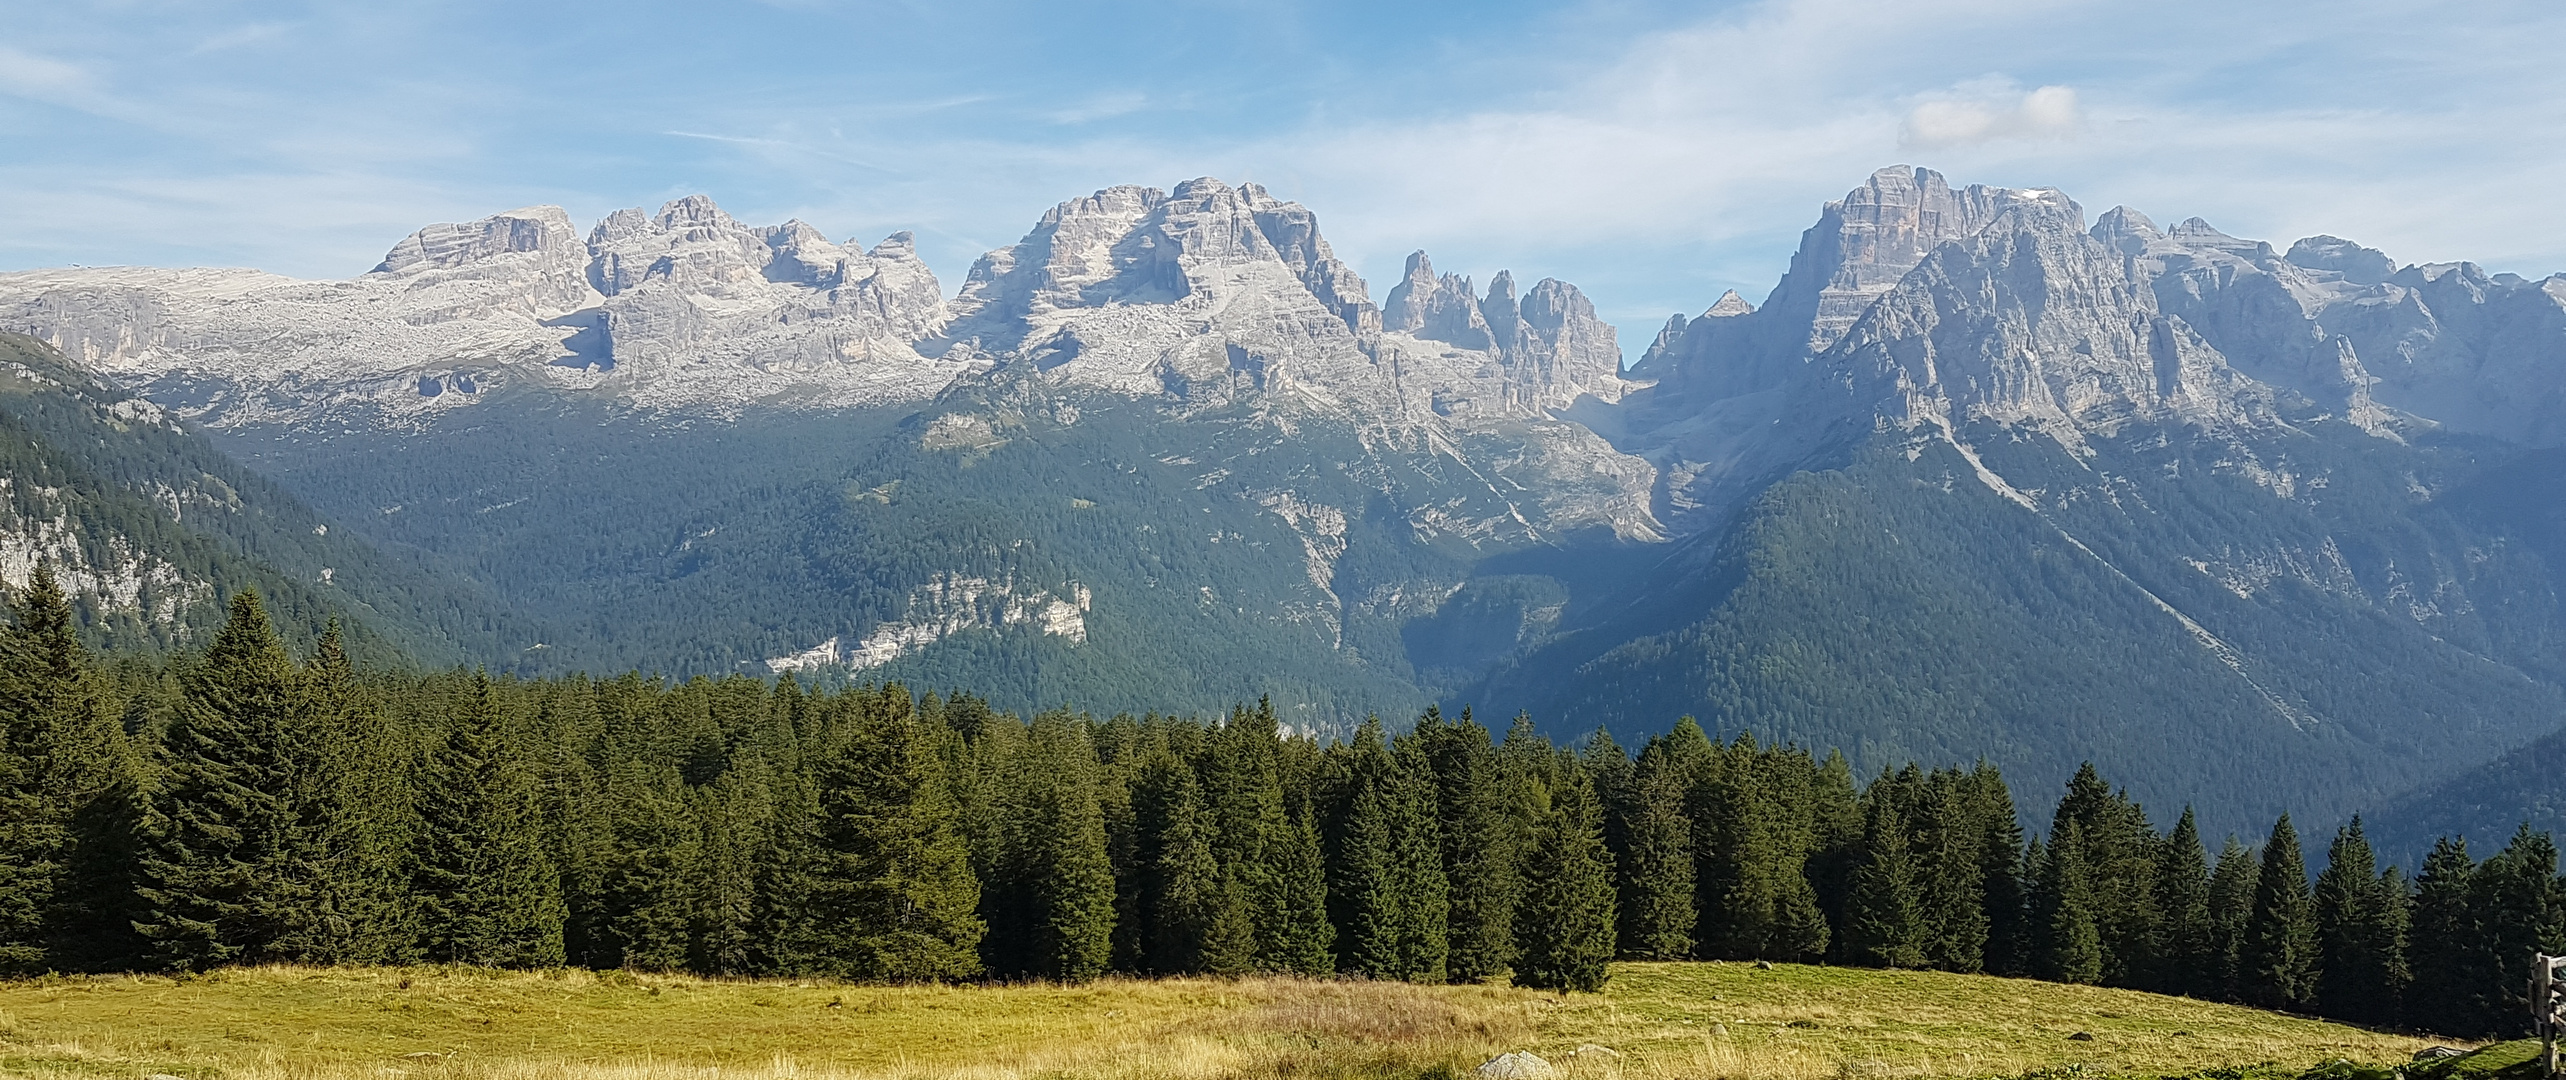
3;572;2561;1039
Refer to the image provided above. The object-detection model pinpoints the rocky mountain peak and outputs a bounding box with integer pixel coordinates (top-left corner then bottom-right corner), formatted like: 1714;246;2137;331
2090;206;2164;255
1702;290;1754;318
1828;192;2268;442
1382;252;1492;347
655;193;738;232
372;205;584;277
870;231;919;259
1775;165;2012;353
2283;235;2397;284
2166;217;2277;261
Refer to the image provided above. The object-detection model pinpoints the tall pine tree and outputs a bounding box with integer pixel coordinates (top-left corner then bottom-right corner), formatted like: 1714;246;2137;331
1408;708;1517;983
2406;837;2480;1036
1843;782;1925;968
2238;814;2317;1010
2032;822;2102;984
2153;807;2216;999
134;590;305;971
414;671;566;968
1511;753;1614;993
986;711;1115;982
2313;817;2406;1025
786;686;982;981
1617;728;1699;960
2470;825;2563;1037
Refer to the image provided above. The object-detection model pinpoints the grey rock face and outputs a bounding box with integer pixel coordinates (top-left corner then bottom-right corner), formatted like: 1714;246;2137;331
0;198;961;425
2109;211;2566;447
937;178;1629;426
1609;168;2066;533
575;195;957;401
1827;192;2270;441
2285;235;2397;284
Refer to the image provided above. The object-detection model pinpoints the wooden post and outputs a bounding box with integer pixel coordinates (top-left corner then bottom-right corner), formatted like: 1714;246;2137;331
2537;953;2562;1080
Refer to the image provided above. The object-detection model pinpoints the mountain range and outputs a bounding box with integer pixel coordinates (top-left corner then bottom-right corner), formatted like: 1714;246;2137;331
2;165;2562;852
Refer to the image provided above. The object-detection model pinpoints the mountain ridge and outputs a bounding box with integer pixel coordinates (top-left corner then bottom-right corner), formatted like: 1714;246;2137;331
1;166;2562;846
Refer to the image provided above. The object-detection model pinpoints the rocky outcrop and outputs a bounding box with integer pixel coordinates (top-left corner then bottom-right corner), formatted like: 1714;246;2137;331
0;198;960;426
934;178;1626;426
1373;255;1627;418
2098;208;2566;446
1825;192;2272;442
764;572;1091;673
576;196;960;403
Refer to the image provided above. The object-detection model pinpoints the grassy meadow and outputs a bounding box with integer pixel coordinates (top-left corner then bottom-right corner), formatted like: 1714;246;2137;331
0;962;2440;1080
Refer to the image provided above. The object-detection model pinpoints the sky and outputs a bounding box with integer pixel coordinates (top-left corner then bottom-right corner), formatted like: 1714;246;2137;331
4;0;2564;345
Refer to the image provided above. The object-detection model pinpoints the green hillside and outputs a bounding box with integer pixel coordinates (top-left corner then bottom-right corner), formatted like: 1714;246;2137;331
1480;416;2566;837
0;334;524;666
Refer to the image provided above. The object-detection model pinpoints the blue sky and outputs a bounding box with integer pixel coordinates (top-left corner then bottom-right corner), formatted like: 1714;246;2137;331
4;0;2562;346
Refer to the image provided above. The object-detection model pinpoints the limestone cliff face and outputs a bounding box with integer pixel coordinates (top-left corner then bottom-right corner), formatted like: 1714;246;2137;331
934;179;1626;425
930;178;1657;541
0;198;961;425
1824;192;2271;444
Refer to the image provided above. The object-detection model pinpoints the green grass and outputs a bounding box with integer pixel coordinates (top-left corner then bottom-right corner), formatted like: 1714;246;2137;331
2410;1040;2551;1080
0;963;2439;1080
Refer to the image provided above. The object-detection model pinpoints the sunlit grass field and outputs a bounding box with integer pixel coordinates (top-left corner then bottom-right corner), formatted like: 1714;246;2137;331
0;962;2437;1080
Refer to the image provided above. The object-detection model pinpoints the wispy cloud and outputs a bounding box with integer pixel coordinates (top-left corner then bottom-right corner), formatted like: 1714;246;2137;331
191;22;296;55
0;46;109;110
1902;84;2079;149
1047;91;1149;125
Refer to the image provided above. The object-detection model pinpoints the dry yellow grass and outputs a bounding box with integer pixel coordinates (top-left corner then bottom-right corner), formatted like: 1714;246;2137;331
0;962;2435;1080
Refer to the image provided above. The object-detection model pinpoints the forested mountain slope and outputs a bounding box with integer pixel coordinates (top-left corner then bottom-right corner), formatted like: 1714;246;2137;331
0;333;523;663
1478;169;2566;837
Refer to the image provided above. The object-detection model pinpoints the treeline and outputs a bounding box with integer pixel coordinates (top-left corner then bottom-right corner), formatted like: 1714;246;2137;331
1;577;2560;1036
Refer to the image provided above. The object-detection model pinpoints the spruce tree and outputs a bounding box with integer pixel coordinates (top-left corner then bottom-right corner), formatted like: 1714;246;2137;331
1844;788;1925;968
1386;733;1451;981
1205;699;1313;973
2207;834;2257;1000
597;758;700;971
1136;750;1251;974
2239;814;2317;1010
415;671;566;968
134;589;304;970
2032;822;2103;984
1976;778;2031;977
2470;825;2562;1037
988;711;1114;982
1512;754;1614;993
1263;804;1336;975
2048;763;2158;986
268;623;416;966
1910;769;1990;974
1324;718;1447;982
788;687;982;982
1408;708;1516;983
1696;736;1828;961
39;578;146;972
0;563;117;973
689;771;766;975
1581;726;1635;955
2154;807;2216;998
1617;733;1696;960
2313;817;2406;1024
2406;837;2479;1036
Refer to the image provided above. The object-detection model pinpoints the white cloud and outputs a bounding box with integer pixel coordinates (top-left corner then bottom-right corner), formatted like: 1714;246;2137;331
1902;84;2080;149
191;22;297;55
0;46;103;106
